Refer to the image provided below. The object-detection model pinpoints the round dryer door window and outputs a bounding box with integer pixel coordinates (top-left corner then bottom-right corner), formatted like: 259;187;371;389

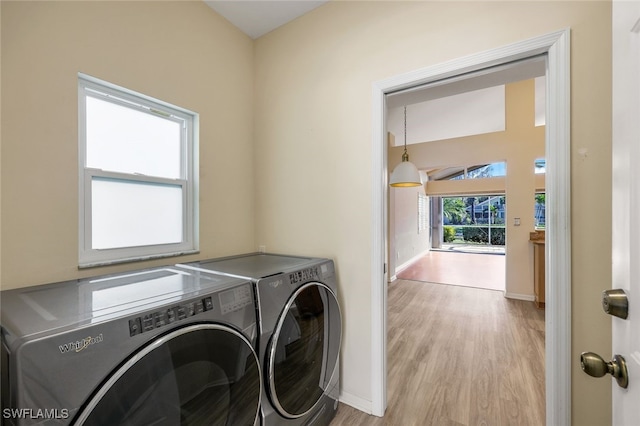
74;324;261;426
267;282;342;419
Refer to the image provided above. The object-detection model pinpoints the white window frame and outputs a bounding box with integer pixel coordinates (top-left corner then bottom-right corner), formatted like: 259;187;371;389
78;73;199;268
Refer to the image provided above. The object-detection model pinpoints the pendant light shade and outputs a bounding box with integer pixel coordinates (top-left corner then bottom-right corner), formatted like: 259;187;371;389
389;106;422;187
389;158;422;187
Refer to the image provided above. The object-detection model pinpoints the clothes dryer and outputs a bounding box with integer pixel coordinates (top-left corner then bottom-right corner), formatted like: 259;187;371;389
177;253;342;426
1;266;261;426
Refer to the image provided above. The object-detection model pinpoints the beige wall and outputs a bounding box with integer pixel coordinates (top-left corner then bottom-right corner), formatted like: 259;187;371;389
254;2;611;425
1;1;255;289
389;182;429;275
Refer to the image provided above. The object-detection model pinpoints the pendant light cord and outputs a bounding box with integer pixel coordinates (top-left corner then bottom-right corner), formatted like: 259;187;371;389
404;106;407;151
402;106;409;161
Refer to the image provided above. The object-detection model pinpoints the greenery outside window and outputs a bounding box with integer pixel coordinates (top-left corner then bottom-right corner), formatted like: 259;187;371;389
535;193;546;229
442;195;506;246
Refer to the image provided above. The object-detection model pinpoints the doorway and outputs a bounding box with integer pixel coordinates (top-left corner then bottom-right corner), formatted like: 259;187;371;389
370;29;571;424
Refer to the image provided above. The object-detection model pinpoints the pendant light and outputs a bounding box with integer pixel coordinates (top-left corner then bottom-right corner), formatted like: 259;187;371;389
389;106;422;187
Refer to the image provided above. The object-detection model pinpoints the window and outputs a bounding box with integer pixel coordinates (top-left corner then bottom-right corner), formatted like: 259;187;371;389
445;162;506;181
78;74;198;267
535;193;546;229
440;195;506;246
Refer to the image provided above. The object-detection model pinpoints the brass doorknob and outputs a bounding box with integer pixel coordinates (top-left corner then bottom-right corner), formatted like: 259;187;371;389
602;289;628;319
580;352;628;389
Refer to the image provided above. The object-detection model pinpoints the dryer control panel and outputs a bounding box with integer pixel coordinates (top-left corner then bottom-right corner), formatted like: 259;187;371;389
218;285;253;315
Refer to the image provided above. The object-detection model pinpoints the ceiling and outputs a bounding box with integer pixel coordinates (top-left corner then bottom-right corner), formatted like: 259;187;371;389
386;56;546;146
205;0;329;39
203;1;546;181
387;57;547;180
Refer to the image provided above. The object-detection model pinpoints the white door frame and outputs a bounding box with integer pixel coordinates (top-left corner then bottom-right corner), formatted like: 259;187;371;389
370;29;571;425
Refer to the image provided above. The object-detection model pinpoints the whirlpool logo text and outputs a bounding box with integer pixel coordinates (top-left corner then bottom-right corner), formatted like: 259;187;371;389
58;334;104;354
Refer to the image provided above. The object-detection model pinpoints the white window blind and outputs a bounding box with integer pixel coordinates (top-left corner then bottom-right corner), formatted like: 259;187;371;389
418;193;428;233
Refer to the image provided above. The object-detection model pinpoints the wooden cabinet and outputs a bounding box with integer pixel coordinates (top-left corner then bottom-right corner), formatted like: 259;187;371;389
530;231;545;309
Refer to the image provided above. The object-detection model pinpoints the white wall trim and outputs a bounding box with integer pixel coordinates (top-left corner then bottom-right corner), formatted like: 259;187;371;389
339;391;373;415
371;28;571;424
504;292;536;302
371;77;388;418
394;249;429;276
543;28;572;426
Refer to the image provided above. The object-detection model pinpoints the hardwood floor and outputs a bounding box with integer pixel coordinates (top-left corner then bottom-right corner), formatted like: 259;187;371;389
331;280;545;426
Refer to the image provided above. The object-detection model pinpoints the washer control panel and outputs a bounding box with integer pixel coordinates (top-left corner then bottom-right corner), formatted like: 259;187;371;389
128;296;214;337
127;283;254;337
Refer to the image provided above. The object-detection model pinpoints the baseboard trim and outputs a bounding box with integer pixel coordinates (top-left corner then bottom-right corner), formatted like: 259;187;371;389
339;391;373;415
394;249;429;276
504;292;535;302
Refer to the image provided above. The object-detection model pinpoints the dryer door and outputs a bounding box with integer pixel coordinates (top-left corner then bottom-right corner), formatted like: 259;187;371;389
266;282;342;419
74;323;261;426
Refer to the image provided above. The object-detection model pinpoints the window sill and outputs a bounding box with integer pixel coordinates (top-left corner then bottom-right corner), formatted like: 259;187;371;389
78;249;200;269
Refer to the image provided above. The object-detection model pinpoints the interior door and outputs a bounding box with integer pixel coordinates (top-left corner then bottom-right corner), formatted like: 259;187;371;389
612;0;640;423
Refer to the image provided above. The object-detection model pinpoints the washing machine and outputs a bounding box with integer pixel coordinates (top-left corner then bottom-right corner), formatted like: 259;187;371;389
1;266;262;426
177;253;342;426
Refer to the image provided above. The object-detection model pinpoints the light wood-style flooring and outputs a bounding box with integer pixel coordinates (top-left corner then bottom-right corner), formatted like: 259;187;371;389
331;280;545;426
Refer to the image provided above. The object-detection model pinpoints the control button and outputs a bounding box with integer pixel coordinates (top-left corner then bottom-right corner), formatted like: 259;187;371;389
176;306;187;320
142;314;154;332
129;317;142;336
166;308;176;323
186;303;195;317
195;300;204;314
203;297;213;311
154;311;166;328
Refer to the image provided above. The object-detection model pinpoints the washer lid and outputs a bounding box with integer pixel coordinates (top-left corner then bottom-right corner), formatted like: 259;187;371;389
1;267;250;338
184;253;319;280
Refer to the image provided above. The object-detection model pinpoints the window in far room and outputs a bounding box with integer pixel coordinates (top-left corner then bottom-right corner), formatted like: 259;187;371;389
446;162;506;180
535;158;546;229
78;74;199;267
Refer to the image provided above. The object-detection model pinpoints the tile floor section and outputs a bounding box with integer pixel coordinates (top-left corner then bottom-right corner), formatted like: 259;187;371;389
397;250;506;292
